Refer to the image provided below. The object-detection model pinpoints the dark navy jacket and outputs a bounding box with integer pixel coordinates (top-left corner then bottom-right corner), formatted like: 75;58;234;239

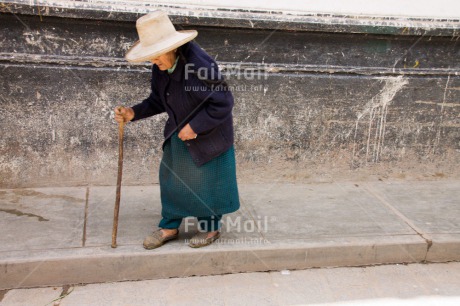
131;42;235;166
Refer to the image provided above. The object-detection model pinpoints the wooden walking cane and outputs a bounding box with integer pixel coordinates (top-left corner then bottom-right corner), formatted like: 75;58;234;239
112;106;125;248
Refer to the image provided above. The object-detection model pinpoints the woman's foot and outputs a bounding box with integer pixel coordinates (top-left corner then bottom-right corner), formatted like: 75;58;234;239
161;228;178;238
143;228;179;250
206;231;219;239
189;230;220;248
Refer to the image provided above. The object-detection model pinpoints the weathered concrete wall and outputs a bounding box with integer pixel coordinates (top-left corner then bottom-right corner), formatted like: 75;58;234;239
0;3;459;187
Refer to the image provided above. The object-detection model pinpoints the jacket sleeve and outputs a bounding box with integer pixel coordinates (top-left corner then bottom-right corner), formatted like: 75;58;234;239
131;74;165;121
187;77;234;134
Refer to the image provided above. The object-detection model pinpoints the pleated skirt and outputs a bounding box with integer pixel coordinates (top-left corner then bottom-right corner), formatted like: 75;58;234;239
159;133;240;219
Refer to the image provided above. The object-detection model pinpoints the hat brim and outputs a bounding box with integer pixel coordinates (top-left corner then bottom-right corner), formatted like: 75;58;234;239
125;30;198;63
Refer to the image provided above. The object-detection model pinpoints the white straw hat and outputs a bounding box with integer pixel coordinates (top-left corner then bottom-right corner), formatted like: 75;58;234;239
125;11;198;63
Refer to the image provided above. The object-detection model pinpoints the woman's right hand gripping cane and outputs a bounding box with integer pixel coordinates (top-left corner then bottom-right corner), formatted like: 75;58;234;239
114;106;135;124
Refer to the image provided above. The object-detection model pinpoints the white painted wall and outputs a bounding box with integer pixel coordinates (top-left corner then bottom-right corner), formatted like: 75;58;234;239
11;0;460;19
152;0;460;19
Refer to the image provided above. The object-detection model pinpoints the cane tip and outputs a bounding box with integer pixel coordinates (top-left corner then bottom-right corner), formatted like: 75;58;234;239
111;244;117;248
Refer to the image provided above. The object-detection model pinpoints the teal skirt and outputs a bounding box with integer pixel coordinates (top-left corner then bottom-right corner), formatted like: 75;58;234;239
159;132;240;219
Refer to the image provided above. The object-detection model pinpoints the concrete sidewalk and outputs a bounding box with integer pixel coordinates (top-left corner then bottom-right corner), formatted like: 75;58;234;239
0;180;459;290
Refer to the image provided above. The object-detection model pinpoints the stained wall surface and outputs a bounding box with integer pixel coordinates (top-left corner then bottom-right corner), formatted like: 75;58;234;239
0;2;459;187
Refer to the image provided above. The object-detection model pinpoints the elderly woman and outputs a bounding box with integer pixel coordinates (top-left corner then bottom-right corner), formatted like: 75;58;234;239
114;11;240;249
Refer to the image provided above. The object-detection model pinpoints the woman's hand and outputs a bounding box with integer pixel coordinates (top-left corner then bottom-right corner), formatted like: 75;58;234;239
114;106;135;123
178;123;198;141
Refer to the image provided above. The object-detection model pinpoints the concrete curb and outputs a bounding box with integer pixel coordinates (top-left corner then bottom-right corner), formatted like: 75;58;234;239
2;235;448;290
425;234;460;263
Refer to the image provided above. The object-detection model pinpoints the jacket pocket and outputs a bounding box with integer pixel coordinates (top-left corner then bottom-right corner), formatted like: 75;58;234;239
194;126;225;156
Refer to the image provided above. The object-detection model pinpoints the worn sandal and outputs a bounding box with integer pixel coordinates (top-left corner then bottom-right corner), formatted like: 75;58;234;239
143;229;179;250
188;231;221;248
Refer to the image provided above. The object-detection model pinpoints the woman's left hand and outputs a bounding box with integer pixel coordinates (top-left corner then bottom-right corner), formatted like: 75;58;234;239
178;123;198;141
